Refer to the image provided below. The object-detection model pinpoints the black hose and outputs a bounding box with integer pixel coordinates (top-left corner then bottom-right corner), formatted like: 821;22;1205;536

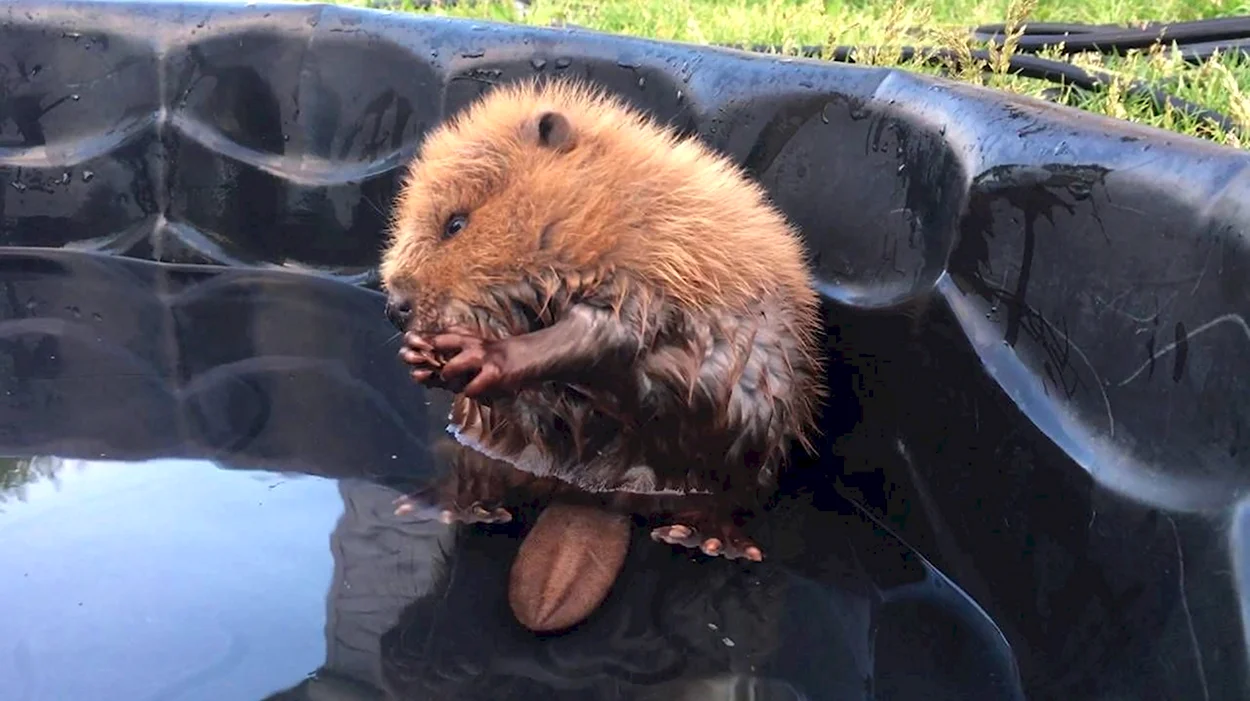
1173;37;1250;63
973;16;1250;62
729;41;1242;138
974;21;1147;36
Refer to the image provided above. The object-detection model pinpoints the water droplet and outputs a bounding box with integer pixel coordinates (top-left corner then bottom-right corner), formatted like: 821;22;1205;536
939;124;947;135
70;94;80;101
283;134;290;142
529;57;546;71
820;103;831;124
10;181;26;192
67;305;81;318
616;58;641;69
62;31;82;39
897;163;906;174
60;172;71;184
92;312;103;322
24;299;37;311
637;76;646;89
675;89;684;103
554;57;571;69
461;49;484;59
721;637;736;647
82;170;95;182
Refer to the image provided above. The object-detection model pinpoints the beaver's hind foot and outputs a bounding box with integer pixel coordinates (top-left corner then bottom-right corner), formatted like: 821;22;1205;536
651;517;763;562
392;463;516;526
393;490;515;525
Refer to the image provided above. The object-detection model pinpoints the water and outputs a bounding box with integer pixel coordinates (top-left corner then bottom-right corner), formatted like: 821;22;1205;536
1;459;345;700
0;249;1023;701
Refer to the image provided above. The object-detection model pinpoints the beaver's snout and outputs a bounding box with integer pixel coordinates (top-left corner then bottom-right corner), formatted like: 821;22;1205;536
385;293;415;331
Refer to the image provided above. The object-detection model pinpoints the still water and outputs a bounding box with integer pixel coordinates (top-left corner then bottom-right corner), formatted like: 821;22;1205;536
1;459;345;699
0;248;1022;700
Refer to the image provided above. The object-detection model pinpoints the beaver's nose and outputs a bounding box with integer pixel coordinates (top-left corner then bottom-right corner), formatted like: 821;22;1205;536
385;294;414;331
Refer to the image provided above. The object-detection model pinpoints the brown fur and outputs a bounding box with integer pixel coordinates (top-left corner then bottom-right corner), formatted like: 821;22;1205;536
381;79;817;322
382;77;825;560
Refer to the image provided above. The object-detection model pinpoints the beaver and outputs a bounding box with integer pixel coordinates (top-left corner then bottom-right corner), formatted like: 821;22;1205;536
381;77;824;563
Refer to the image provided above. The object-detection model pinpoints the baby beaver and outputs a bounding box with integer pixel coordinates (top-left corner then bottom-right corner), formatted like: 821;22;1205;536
381;78;824;561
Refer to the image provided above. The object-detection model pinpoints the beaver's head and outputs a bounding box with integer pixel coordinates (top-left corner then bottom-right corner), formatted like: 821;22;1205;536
380;79;649;339
381;78;811;341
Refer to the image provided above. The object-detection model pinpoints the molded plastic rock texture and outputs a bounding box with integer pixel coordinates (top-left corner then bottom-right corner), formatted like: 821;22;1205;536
2;2;1249;699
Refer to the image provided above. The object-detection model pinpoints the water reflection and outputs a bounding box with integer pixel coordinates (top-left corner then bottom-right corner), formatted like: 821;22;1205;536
0;456;63;507
0;250;1022;700
0;458;346;700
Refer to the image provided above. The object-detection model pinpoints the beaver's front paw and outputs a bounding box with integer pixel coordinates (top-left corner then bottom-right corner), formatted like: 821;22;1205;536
429;332;517;398
399;331;453;389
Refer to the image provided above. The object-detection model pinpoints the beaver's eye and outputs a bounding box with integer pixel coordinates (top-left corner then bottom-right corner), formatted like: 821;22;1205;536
443;213;468;241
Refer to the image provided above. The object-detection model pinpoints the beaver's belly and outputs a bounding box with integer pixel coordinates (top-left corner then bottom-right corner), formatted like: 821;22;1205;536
445;392;723;496
444;297;813;496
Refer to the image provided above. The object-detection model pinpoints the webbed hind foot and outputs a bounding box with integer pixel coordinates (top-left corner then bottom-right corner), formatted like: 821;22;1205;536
651;517;763;562
393;491;514;525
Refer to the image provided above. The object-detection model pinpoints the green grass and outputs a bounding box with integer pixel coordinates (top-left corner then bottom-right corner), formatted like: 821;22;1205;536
318;0;1250;150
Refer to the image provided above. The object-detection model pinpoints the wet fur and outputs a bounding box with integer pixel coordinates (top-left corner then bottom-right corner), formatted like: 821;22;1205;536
381;78;824;550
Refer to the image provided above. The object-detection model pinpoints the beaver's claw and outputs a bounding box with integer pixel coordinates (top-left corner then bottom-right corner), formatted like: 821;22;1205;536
430;333;515;398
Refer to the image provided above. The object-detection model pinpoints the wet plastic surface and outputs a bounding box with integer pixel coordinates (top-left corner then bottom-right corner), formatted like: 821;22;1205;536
1;1;1249;700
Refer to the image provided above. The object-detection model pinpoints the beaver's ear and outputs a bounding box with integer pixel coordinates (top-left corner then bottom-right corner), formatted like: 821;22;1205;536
535;111;576;152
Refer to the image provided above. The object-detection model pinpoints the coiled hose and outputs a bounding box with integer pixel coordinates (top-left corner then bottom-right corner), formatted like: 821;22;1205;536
734;16;1250;138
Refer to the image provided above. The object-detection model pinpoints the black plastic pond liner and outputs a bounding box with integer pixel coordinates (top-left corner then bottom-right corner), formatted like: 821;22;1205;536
1;1;1249;700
